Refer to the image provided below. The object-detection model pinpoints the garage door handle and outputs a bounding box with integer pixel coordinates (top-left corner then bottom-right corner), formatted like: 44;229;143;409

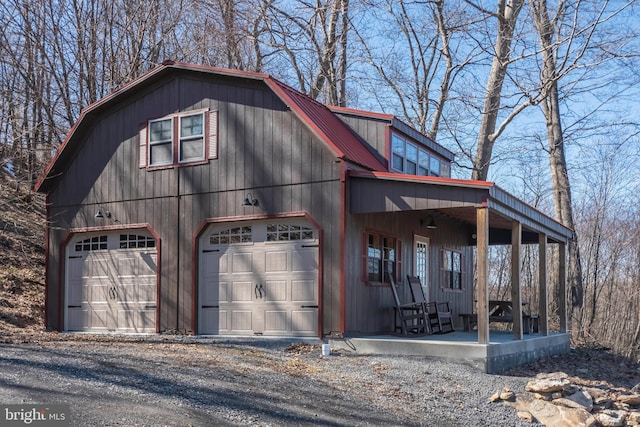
301;305;318;308
202;305;219;308
203;249;220;253
145;305;156;309
301;244;319;248
68;305;81;308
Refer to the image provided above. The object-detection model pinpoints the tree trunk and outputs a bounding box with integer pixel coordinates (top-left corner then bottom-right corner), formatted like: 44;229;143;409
471;0;524;181
529;0;584;336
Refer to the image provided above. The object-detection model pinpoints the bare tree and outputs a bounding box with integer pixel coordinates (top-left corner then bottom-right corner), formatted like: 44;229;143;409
262;0;351;105
354;0;480;138
469;0;525;181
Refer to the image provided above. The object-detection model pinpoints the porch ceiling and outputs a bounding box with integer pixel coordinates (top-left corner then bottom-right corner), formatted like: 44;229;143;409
348;171;573;245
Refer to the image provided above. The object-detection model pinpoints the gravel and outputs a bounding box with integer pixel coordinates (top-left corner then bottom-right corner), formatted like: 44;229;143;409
0;334;541;426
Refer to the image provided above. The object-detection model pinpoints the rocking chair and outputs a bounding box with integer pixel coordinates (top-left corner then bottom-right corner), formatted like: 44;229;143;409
406;275;454;334
388;273;429;335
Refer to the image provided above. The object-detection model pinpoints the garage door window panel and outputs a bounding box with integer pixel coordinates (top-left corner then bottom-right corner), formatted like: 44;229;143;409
266;224;314;241
210;226;253;244
75;235;107;252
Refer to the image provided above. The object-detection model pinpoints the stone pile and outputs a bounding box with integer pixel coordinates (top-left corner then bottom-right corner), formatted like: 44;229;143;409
490;372;640;426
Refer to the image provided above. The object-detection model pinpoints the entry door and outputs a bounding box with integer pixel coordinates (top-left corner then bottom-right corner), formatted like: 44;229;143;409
414;236;430;300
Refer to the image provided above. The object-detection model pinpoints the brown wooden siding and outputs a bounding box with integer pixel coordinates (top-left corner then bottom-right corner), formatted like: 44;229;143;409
333;113;388;166
350;178;487;214
46;74;343;333
344;210;474;334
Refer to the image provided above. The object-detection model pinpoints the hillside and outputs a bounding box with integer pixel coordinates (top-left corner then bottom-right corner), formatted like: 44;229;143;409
0;172;46;334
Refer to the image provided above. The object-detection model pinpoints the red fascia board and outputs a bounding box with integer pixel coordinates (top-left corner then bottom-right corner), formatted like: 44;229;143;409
162;60;270;81
328;105;395;121
348;170;495;189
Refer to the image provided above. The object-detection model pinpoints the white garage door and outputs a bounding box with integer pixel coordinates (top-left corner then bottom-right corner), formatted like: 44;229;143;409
199;220;319;337
65;231;157;333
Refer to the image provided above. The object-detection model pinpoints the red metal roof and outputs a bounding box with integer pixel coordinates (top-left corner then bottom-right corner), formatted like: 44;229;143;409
264;79;386;171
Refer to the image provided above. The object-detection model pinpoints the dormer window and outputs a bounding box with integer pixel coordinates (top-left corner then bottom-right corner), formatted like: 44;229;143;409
139;109;218;169
391;133;450;178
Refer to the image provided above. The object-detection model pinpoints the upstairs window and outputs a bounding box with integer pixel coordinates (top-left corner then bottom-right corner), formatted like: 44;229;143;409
179;113;205;162
149;118;174;166
391;133;450;178
140;109;218;168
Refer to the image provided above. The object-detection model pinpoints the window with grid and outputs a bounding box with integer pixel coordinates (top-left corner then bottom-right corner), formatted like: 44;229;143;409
390;133;449;178
140;109;217;168
119;234;155;249
75;236;107;252
266;224;314;241
442;249;463;291
364;232;399;285
209;226;253;244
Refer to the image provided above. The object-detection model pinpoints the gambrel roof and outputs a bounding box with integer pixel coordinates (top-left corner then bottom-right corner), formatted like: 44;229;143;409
35;61;386;193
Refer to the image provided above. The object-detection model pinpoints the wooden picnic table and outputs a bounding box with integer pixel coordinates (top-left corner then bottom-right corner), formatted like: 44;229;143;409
459;300;538;333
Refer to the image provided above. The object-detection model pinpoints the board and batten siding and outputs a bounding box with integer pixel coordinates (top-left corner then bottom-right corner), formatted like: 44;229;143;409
45;73;344;334
333;113;389;166
344;210;474;334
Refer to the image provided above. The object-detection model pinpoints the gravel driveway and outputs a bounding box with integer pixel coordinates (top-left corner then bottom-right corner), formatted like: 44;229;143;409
0;334;535;426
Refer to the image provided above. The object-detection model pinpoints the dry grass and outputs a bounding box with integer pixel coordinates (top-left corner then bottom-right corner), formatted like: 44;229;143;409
0;174;46;335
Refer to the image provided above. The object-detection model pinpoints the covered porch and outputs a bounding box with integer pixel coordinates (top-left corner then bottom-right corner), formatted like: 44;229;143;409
345;171;574;370
328;331;570;374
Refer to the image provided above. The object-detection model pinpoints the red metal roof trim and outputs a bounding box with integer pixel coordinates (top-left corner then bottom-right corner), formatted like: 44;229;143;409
265;79;386;172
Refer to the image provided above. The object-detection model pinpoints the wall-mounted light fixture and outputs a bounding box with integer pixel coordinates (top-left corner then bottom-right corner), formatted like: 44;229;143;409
242;193;259;207
95;208;111;219
420;216;437;229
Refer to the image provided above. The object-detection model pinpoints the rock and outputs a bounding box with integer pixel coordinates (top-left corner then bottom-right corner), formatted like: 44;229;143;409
534;392;552;401
517;411;533;422
527;398;597;427
488;391;501;403
585;387;610;405
628;411;640;425
618;393;640;406
553;389;593;412
526;372;570;393
595;409;627;427
500;391;515;402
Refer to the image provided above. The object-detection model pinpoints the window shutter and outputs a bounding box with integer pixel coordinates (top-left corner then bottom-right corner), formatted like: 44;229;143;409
138;125;148;168
208;110;218;159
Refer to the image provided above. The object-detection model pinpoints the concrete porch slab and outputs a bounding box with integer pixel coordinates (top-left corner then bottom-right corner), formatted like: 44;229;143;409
328;331;571;374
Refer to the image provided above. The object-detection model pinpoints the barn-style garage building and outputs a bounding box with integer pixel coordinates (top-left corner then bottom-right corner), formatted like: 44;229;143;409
35;61;572;360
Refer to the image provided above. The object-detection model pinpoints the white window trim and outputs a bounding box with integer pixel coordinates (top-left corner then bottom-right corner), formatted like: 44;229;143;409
140;108;217;169
148;117;174;166
390;132;448;178
178;111;206;163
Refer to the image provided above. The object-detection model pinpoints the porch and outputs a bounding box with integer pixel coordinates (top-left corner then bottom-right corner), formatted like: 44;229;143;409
329;331;571;374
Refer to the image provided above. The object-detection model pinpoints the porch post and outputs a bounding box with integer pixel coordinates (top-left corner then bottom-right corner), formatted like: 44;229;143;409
558;242;567;333
539;233;548;336
476;207;489;344
511;221;523;339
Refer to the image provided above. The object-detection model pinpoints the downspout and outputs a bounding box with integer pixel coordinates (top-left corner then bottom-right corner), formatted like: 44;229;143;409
339;161;347;335
176;166;181;332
